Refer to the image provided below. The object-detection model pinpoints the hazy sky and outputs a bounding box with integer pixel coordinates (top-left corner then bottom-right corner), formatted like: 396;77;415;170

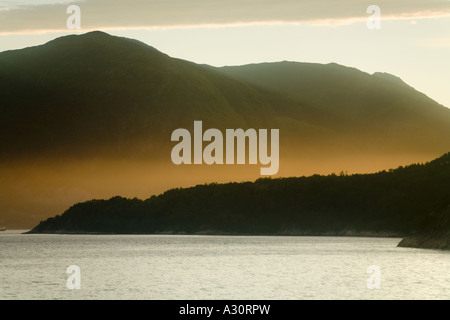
1;0;450;107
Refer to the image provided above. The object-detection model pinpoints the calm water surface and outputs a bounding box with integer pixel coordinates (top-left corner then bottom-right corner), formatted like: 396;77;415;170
0;231;449;300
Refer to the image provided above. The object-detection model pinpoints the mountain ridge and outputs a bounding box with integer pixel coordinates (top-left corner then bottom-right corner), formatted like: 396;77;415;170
1;31;450;161
1;31;450;229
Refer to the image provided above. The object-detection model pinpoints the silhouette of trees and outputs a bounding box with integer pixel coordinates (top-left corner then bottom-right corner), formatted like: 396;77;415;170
30;153;450;236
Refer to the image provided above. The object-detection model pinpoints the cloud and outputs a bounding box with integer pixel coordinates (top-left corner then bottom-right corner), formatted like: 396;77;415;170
0;0;449;34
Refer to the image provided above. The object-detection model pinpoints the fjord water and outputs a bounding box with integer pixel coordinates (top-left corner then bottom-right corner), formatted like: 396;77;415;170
0;231;448;300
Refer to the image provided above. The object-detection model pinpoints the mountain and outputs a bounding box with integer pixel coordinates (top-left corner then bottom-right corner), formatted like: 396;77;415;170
2;31;450;162
1;31;450;229
220;61;450;155
0;31;311;160
28;153;450;245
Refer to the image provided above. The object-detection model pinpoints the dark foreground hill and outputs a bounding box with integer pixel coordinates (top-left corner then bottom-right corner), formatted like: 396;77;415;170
28;153;450;249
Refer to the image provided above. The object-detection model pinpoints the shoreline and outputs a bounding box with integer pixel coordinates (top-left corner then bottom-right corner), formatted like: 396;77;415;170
23;229;404;238
18;230;449;251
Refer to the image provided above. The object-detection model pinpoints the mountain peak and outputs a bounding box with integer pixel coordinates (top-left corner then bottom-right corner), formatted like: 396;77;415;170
42;30;164;56
372;72;409;87
46;30;112;44
83;30;111;37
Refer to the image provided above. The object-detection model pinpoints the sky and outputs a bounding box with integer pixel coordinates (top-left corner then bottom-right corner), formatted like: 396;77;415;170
0;0;450;108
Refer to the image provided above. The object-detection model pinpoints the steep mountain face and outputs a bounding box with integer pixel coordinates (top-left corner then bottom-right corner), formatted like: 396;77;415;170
0;31;315;161
1;31;450;162
220;62;450;155
1;31;450;228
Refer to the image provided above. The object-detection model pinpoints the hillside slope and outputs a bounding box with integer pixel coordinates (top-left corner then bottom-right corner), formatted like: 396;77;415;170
0;31;321;161
220;62;450;155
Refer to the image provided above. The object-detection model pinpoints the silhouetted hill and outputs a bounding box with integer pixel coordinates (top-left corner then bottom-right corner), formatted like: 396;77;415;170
220;62;450;155
0;31;318;160
402;150;450;249
1;32;450;161
28;153;450;243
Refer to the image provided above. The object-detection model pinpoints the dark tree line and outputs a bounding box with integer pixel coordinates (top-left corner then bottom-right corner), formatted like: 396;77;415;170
30;153;450;237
